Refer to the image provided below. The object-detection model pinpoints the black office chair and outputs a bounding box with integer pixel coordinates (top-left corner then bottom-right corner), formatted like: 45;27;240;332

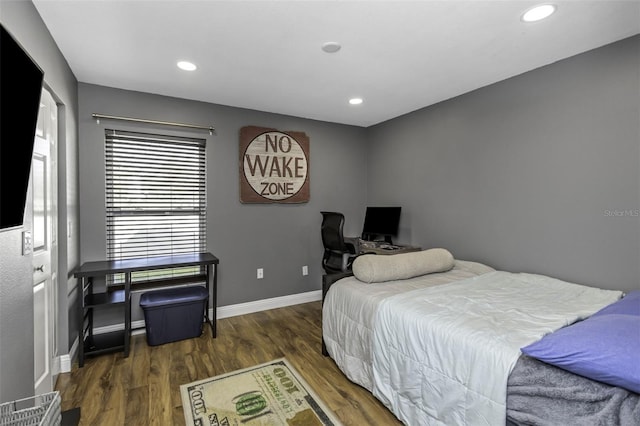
320;211;357;274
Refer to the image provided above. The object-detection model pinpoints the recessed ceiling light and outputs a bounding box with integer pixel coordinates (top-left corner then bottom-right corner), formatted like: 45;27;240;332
322;42;342;53
349;98;363;105
177;61;197;71
521;4;556;22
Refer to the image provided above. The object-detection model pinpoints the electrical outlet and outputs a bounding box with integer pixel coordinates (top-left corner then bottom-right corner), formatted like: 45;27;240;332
257;268;264;279
302;265;308;276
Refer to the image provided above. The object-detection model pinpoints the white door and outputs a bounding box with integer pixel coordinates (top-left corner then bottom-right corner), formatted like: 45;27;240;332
33;88;58;395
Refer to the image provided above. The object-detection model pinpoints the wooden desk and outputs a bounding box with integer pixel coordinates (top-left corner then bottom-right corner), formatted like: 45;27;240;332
73;252;219;367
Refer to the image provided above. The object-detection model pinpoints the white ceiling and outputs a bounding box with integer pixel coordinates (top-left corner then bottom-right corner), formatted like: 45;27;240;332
33;1;640;127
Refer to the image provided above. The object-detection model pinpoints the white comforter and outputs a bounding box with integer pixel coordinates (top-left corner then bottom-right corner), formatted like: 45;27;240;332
370;271;622;425
323;260;495;391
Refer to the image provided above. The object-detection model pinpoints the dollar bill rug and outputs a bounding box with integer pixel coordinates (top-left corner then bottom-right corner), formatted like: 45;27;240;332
180;358;343;426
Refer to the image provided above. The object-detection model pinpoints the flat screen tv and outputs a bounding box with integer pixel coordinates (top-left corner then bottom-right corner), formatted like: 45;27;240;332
361;206;402;243
1;24;44;230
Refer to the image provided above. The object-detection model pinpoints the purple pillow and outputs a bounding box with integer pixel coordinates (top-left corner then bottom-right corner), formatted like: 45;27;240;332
592;290;640;317
522;292;640;394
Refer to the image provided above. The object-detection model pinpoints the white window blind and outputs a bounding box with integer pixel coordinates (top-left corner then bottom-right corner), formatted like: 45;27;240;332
105;129;206;283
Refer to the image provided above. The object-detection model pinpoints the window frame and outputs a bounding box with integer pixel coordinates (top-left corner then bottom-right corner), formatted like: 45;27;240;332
104;129;207;286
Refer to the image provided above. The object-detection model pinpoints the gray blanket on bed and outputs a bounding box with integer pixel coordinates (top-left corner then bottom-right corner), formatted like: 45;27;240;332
507;356;640;426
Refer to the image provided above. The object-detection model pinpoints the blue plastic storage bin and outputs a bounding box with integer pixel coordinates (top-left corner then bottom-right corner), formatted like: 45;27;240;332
139;286;208;346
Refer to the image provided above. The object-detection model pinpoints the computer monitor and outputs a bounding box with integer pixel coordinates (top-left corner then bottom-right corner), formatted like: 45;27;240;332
361;206;402;243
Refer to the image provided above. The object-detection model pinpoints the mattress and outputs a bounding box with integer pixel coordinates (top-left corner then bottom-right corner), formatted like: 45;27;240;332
322;259;495;391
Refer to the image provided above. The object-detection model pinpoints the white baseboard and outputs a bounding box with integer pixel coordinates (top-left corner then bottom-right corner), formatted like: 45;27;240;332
215;290;321;319
61;338;79;374
67;290;322;365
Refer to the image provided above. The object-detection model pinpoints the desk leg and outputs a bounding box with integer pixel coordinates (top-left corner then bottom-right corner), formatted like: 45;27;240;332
212;264;217;337
124;272;131;358
78;277;85;368
205;264;217;338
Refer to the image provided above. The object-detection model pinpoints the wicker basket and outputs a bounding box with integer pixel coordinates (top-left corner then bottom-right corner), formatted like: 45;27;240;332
0;392;61;426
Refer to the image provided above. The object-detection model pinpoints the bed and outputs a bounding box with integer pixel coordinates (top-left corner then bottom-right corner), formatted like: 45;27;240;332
321;249;640;425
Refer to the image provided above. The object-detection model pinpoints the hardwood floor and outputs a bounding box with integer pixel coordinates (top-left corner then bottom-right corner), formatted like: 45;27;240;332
55;301;402;425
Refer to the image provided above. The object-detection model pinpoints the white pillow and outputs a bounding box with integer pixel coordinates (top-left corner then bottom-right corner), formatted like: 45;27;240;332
352;248;455;283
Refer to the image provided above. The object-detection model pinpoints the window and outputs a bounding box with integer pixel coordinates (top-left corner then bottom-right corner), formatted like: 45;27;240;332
105;129;206;284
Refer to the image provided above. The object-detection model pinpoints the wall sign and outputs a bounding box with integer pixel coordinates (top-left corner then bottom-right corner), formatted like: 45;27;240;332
240;126;310;203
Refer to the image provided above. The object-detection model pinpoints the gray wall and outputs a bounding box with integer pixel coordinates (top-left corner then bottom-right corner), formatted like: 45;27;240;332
367;35;640;292
78;83;368;323
0;1;80;402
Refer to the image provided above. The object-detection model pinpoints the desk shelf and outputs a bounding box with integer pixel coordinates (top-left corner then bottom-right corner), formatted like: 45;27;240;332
84;290;125;307
83;330;126;355
79;280;130;365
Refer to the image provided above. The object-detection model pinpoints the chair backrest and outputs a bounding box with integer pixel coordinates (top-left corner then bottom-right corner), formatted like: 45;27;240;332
320;211;348;252
320;211;356;274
